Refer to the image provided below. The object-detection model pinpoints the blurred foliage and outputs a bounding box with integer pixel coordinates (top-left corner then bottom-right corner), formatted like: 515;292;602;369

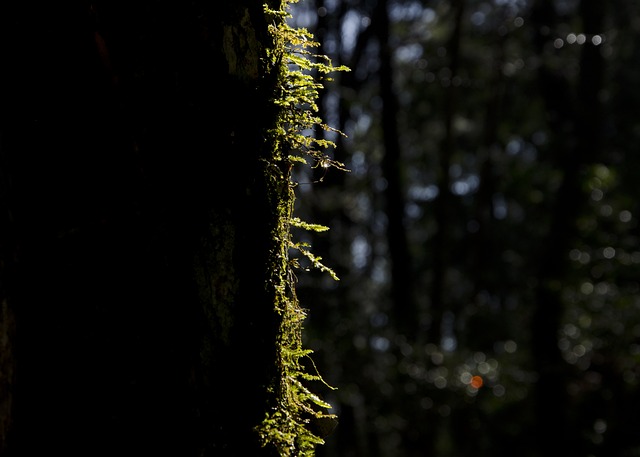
287;0;640;456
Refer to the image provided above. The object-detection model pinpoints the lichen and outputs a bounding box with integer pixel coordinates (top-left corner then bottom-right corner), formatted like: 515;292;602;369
193;214;238;348
223;8;260;80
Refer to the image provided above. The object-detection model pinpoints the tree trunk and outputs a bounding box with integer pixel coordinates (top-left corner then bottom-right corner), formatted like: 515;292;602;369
0;1;302;455
530;1;605;455
374;0;417;342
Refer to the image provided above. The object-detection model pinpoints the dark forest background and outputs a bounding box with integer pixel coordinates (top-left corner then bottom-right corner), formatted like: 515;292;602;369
288;0;640;456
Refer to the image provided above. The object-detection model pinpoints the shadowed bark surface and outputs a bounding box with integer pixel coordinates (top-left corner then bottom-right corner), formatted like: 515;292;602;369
0;2;284;456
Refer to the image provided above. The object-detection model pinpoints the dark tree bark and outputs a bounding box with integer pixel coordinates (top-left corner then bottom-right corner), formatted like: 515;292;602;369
0;2;292;456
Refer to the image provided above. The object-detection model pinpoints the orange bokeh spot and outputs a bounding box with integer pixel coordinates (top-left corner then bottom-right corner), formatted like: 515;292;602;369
470;375;483;389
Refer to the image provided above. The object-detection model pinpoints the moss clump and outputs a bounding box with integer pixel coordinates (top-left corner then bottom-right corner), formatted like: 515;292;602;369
255;1;348;455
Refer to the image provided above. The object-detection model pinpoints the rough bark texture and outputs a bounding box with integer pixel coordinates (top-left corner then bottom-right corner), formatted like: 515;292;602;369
0;2;283;456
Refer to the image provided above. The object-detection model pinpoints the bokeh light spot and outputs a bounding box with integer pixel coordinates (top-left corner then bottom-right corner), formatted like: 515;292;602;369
504;340;517;353
470;375;483;389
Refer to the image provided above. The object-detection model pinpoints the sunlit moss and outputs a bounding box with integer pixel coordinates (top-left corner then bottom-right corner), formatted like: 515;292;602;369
255;1;347;455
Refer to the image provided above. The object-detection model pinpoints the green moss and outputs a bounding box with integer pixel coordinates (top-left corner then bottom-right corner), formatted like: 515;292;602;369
255;1;348;455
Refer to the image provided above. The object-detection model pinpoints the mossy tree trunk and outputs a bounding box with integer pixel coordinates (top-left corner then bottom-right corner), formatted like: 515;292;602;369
0;1;295;456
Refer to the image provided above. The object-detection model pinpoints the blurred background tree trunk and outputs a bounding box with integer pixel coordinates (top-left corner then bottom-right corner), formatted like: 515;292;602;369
530;1;605;455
